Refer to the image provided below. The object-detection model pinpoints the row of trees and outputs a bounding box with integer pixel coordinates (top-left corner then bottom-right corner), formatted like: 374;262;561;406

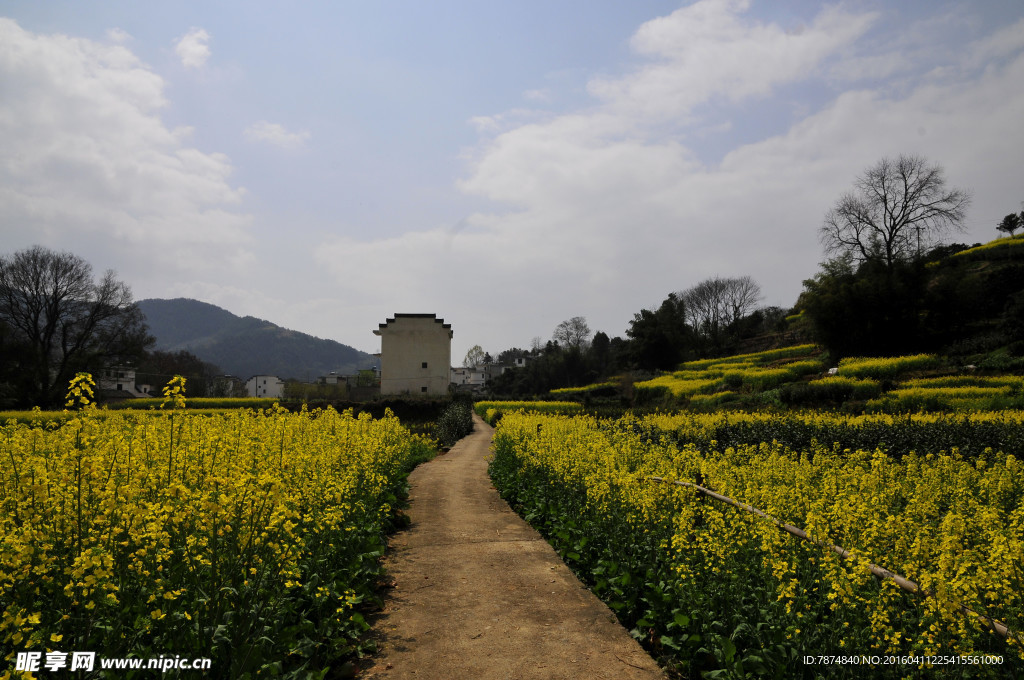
485;275;784;396
489;153;1018;395
5;156;1009;405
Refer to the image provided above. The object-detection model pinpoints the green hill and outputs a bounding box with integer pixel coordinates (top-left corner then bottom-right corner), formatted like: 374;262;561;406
137;298;378;380
922;234;1024;358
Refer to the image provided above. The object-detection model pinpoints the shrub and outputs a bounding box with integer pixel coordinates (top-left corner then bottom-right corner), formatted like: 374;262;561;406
435;400;474;447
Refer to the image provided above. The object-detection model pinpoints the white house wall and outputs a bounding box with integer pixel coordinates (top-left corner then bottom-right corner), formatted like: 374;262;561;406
375;314;452;396
246;375;285;399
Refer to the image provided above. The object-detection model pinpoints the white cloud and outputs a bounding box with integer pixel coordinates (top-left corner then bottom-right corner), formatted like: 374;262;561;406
467;109;549;136
965;16;1024;69
587;0;876;124
174;27;211;69
243;121;311;150
828;53;912;83
0;18;252;278
106;27;132;44
312;3;1024;357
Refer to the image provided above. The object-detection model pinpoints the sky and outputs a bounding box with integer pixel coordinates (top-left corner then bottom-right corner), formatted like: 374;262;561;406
1;0;1023;362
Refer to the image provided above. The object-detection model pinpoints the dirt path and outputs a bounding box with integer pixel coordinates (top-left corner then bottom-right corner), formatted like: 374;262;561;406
361;414;664;679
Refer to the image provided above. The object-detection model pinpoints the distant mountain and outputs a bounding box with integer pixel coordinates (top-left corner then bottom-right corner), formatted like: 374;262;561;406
137;298;379;380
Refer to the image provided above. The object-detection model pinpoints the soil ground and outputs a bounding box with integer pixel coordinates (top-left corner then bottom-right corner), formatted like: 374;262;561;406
360;414;665;680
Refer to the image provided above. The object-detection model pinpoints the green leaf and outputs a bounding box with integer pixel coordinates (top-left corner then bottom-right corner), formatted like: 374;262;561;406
720;636;736;664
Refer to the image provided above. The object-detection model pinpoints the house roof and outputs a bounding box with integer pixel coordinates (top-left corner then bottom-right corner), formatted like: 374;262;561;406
374;313;453;337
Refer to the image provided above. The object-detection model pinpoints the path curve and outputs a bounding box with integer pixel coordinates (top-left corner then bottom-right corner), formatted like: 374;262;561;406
362;414;664;679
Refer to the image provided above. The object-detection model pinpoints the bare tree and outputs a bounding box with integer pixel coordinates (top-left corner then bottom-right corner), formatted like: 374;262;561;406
683;279;725;341
552;316;591;349
0;245;152;406
680;276;762;347
820;154;970;270
463;344;485;368
721;276;763;326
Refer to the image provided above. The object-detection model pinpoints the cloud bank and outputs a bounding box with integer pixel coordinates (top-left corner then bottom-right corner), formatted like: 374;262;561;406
0;19;252;278
2;3;1022;359
312;0;1024;354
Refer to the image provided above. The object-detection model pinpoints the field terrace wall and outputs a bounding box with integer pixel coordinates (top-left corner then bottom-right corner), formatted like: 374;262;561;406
374;313;453;396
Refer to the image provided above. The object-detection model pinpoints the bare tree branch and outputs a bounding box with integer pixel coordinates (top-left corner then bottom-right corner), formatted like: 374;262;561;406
679;275;762;351
820;154;971;269
552;316;592;349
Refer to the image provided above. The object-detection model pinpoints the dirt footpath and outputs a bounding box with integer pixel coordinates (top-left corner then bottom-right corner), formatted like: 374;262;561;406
361;414;664;680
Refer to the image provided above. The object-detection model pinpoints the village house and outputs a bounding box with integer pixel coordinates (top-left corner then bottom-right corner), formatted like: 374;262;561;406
374;313;452;396
212;375;247;398
246;375;285;399
98;366;150;399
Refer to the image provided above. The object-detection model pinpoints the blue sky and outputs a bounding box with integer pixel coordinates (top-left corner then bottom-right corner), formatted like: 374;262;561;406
2;1;1023;362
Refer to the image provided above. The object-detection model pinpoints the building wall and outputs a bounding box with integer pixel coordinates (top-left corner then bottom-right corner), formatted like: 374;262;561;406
98;366;148;398
374;314;452;396
246;375;285;399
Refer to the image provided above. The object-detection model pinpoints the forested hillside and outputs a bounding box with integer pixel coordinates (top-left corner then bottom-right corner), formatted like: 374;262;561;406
138;298;378;380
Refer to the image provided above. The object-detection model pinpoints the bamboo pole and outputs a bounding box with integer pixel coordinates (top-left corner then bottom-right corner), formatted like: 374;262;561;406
644;475;1018;642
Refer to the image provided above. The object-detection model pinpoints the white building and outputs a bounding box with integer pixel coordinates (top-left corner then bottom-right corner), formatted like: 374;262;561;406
451;366;487;387
246;375;285;399
98;366;149;398
374;313;453;396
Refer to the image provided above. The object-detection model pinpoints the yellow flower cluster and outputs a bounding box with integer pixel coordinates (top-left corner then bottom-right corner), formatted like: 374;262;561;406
868;386;1021;412
677;344;818;371
951;234;1024;260
491;410;1024;662
904;376;1024;389
473;400;583;424
860;375;1024;412
1;381;420;665
633;345;823;400
549;382;617;395
642;408;1024;442
633;375;720;397
837;354;941;380
160;375;188;410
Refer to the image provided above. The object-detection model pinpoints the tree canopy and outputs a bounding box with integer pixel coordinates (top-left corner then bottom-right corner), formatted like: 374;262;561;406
997;212;1022;237
626;293;692;371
